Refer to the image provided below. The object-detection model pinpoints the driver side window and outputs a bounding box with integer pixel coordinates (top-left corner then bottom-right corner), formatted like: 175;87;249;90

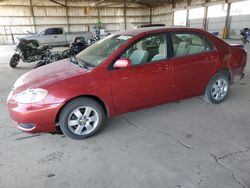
121;34;167;66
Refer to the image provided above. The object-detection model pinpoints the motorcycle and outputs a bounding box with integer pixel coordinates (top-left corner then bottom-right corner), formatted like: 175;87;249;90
61;37;89;59
33;53;63;68
87;35;100;45
240;28;250;44
10;38;53;68
34;35;102;68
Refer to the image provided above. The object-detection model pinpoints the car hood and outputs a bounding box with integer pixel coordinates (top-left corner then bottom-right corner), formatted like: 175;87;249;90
13;59;89;93
19;35;37;40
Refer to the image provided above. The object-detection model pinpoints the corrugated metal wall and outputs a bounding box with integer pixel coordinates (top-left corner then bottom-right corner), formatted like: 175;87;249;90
207;17;226;37
0;0;249;44
229;15;250;39
152;6;172;26
0;0;150;44
189;19;203;29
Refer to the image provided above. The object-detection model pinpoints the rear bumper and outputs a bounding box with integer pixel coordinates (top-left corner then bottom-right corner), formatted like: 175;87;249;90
232;72;245;83
231;66;245;83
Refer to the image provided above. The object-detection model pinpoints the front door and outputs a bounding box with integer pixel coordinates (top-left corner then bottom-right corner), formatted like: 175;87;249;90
110;33;173;114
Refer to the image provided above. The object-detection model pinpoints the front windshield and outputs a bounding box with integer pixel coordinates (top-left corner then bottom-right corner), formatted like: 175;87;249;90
76;34;133;66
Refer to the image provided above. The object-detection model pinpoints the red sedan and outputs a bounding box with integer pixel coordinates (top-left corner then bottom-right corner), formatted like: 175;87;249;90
7;27;247;139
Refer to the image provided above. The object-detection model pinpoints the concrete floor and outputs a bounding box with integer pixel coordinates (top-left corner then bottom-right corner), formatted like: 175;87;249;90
0;41;250;188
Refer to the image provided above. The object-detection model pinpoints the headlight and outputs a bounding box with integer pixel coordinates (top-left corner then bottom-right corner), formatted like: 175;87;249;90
14;88;48;104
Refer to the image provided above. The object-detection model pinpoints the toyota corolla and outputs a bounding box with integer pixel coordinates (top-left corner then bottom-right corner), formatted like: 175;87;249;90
7;27;247;139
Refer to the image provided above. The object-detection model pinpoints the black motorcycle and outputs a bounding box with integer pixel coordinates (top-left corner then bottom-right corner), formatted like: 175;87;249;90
10;38;52;68
240;28;250;44
33;53;63;68
61;37;89;58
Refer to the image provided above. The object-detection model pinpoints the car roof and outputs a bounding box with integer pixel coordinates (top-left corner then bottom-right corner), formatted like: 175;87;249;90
115;26;205;36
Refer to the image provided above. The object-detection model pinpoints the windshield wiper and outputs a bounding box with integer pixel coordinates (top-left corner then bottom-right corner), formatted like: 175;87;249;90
69;56;90;69
76;57;95;68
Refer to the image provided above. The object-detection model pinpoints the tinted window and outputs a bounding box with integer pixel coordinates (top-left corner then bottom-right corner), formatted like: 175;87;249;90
45;28;63;35
121;34;167;65
171;32;213;57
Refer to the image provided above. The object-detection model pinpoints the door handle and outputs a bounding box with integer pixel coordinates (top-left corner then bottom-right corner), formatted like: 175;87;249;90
159;64;170;70
54;36;58;38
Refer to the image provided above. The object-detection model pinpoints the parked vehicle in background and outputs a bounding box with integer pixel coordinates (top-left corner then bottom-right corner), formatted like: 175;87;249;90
240;28;250;44
87;35;101;45
61;37;89;59
135;24;166;28
33;53;63;69
35;35;101;68
7;27;246;139
62;35;102;59
20;27;93;47
9;38;53;68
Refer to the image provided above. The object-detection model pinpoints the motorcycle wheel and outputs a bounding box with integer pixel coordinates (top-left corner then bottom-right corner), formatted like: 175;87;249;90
34;61;47;68
241;37;247;44
62;50;70;58
10;54;20;68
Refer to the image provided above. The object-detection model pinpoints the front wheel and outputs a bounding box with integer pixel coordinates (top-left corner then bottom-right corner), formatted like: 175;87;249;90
9;54;20;68
59;98;105;139
34;60;47;68
61;50;70;58
241;37;247;44
204;73;230;104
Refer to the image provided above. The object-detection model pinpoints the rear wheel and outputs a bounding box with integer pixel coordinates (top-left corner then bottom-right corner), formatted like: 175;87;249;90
204;73;230;104
9;54;20;68
59;98;105;139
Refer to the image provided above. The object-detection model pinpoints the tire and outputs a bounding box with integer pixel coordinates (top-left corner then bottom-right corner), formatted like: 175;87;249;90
34;61;47;68
241;37;247;44
62;50;70;58
9;54;20;68
59;98;105;139
204;73;230;104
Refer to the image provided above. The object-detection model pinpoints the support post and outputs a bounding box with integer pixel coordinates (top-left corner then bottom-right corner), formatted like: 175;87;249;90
171;2;176;26
30;0;36;33
124;2;127;30
186;9;190;27
97;3;101;22
150;7;152;24
186;0;191;27
223;2;231;39
66;0;70;32
203;5;208;31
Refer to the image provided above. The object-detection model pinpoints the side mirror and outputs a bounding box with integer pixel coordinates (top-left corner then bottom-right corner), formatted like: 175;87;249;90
113;58;132;69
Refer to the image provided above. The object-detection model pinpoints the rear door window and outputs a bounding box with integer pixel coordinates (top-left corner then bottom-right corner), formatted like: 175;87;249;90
171;32;213;57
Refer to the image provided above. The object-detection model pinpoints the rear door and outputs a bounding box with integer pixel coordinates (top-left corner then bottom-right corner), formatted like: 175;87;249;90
110;33;173;114
170;32;217;100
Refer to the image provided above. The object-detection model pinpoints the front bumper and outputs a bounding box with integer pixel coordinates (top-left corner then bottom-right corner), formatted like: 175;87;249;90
7;98;62;133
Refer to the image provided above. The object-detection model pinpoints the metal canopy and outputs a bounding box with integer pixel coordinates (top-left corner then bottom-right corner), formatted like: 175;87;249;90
67;0;181;7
